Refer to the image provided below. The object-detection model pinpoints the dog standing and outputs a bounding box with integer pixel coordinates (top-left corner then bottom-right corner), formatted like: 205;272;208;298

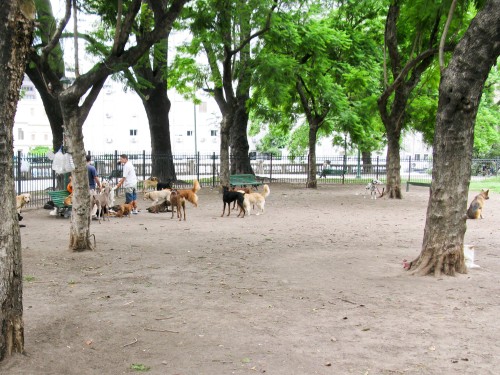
16;193;31;213
144;189;171;206
243;184;270;215
170;190;186;221
142;177;159;192
177;179;201;207
364;179;382;199
221;186;245;218
467;189;489;219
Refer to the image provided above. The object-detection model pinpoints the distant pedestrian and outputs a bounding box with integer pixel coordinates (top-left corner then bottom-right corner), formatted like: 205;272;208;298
86;155;101;192
116;154;139;214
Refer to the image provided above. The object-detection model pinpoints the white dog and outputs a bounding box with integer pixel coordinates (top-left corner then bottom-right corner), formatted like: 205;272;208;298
143;189;171;206
364;180;382;200
16;193;31;213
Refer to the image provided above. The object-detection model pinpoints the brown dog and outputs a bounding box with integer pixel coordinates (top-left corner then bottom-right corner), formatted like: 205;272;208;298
177;180;201;207
170;190;186;221
467;189;489;219
142;177;159;192
115;203;134;218
147;200;171;213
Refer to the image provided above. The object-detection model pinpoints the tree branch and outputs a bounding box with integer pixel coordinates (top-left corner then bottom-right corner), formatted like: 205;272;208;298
41;0;71;60
439;0;457;71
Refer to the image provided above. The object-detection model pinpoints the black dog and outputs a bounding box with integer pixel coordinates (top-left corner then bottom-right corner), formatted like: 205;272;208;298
157;180;173;191
18;213;26;228
221;186;245;218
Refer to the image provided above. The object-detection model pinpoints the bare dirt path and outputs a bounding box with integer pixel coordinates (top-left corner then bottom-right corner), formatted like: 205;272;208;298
2;184;499;375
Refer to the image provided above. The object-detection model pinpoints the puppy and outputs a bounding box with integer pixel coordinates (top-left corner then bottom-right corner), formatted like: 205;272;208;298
467;189;489;219
142;176;159;192
221;186;245;218
144;189;171;206
147;200;171;213
243;184;270;215
177;179;201;207
115;203;133;218
16;193;31;213
170;190;186;221
364;179;382;200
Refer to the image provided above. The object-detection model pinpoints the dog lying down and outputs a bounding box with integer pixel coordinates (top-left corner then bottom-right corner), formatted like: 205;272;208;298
147;200;171;213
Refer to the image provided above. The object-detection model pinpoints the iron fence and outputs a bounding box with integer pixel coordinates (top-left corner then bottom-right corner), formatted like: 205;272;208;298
13;150;499;209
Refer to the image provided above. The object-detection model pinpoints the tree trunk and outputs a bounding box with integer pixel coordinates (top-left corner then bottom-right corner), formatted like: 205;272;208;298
385;126;402;198
62;105;93;251
306;124;319;188
230;99;253;175
409;0;500;276
219;114;232;187
0;0;35;360
142;85;176;182
362;151;372;173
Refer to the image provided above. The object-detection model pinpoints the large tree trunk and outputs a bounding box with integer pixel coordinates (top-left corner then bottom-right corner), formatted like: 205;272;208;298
0;0;35;360
409;0;500;276
362;151;372;173
306;124;319;188
63;107;94;251
142;85;176;182
230;99;253;175
385;126;402;198
219;114;232;186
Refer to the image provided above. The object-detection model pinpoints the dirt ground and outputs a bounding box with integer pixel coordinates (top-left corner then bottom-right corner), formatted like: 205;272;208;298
1;183;499;375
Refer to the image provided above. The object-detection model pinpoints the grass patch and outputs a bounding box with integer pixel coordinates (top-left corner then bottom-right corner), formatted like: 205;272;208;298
24;275;35;282
130;363;150;372
470;176;500;193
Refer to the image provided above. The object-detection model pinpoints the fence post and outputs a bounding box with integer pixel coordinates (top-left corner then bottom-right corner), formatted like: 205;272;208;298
142;150;146;180
342;153;347;185
269;153;273;184
212;152;216;188
406;156;412;192
356;148;361;179
197;151;200;183
17;150;22;194
376;156;379;180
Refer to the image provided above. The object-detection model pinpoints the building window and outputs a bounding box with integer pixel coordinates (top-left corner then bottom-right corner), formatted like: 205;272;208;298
211;130;217;137
423;154;429;160
187;130;193;136
130;129;137;136
414;154;420;161
18;128;24;140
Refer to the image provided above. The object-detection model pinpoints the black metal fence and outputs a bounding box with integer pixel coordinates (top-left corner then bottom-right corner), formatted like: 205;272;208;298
13;150;500;209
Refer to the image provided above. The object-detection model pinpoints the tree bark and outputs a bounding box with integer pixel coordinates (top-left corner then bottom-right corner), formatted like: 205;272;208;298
0;0;35;360
362;151;372;173
141;85;176;182
409;0;500;276
306;124;319;188
385;125;402;198
230;98;253;175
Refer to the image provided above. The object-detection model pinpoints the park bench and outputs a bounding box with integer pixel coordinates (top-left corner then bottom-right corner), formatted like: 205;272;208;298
47;190;72;218
230;174;263;189
319;168;346;178
406;181;431;192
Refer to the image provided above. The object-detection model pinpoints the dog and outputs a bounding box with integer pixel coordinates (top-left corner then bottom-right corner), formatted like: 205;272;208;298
144;189;171;206
16;193;31;213
170;190;186;221
142;177;159;192
231;187;252;209
64;193;73;206
156;180;173;191
115;203;134;218
467;189;489;219
364;179;382;199
146;200;171;213
91;186;113;223
176;179;201;207
18;213;25;228
221;186;245;218
243;184;270;215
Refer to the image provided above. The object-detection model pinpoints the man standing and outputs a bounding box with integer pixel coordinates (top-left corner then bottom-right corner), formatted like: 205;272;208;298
116;154;139;214
86;155;101;192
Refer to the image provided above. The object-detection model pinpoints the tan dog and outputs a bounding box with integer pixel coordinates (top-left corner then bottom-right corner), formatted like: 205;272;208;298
170;190;186;221
143;189;171;206
142;176;159;192
64;194;73;207
16;193;31;213
177;180;200;207
115;203;133;218
467;189;489;219
243;184;270;215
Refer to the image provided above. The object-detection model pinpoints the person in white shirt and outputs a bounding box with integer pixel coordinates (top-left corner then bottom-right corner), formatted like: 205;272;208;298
116;154;139;214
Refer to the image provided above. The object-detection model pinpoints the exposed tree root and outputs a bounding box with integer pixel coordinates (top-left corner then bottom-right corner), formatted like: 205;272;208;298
407;245;467;277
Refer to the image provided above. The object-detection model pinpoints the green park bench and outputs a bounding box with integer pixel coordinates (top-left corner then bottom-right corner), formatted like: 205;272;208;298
47;190;72;218
406;181;431;192
229;174;263;189
319;168;346;178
